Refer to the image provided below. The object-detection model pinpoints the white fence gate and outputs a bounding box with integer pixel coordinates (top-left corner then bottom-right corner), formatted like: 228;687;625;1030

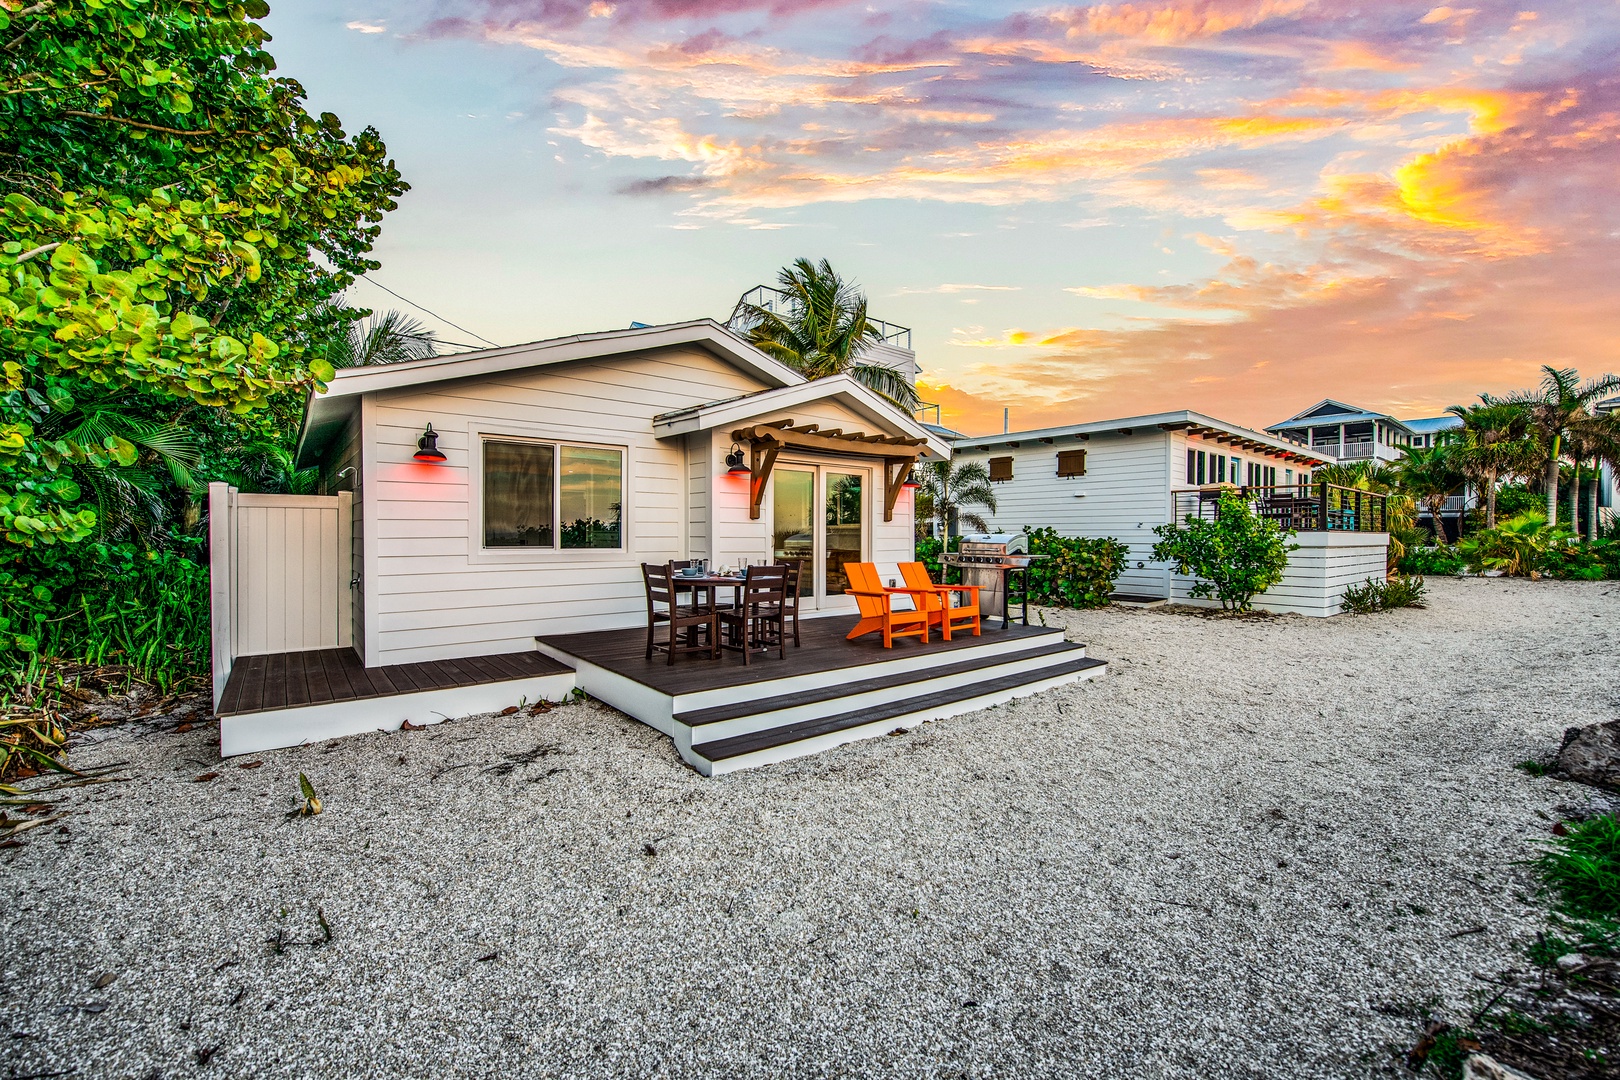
209;482;353;706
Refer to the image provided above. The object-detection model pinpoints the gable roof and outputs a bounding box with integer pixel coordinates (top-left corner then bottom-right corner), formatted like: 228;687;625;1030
950;410;1330;466
653;375;951;459
294;319;803;468
1266;398;1416;436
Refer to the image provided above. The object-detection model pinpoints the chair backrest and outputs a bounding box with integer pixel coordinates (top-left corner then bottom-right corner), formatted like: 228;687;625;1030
742;563;787;607
899;562;942;610
642;562;675;613
774;558;802;606
843;562;886;619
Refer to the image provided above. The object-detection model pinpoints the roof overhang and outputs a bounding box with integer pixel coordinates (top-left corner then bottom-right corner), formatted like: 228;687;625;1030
951;410;1329;467
652;375;951;460
294;319;804;469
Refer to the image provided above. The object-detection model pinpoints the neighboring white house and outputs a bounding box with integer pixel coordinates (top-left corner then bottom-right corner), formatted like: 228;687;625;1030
949;412;1389;616
1266;399;1462;462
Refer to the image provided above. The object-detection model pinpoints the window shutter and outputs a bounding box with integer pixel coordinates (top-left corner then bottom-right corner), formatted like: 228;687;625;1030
1056;449;1087;478
989;456;1013;482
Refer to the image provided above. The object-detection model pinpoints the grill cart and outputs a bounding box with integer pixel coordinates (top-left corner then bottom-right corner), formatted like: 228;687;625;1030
940;533;1047;629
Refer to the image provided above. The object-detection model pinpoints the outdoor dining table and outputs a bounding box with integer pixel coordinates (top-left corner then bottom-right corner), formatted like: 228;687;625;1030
670;572;748;614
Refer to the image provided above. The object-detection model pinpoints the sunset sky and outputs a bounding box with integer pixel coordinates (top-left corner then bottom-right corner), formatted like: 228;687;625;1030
267;0;1620;435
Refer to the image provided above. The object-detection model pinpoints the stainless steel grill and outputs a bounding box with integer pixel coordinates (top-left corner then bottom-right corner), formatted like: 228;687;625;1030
939;533;1047;627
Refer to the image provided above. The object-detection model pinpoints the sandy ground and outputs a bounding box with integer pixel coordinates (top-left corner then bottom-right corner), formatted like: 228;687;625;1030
4;576;1617;1079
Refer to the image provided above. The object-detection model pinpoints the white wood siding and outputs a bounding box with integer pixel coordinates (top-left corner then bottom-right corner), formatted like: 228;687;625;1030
366;345;764;664
953;430;1172;596
1172;532;1388;616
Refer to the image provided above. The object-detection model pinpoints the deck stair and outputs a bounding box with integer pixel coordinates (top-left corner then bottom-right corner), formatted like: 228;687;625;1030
536;619;1105;775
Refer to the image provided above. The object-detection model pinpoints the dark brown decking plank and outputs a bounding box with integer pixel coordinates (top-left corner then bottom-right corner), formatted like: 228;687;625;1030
320;649;359;701
238;655;268;714
282;651;311;709
303;650;334;704
537;617;1061;698
360;662;399;697
411;661;458;691
457;655;512;685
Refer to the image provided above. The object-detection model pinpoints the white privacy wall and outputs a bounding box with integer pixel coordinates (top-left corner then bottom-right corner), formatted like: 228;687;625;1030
362;345;764;666
1172;532;1389;616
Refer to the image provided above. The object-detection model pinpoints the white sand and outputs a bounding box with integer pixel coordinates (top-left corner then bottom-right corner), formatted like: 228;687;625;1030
4;576;1617;1079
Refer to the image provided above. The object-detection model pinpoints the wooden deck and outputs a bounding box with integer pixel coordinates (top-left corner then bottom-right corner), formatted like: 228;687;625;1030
536;616;1052;696
217;647;572;716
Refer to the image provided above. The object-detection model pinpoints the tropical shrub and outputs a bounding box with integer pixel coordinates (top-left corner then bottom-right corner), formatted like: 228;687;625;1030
1020;527;1130;609
1396;545;1465;576
1340;575;1427;614
0;541;210;694
1151;490;1296;612
915;535;956;583
1456;512;1572;577
1540;540;1614;581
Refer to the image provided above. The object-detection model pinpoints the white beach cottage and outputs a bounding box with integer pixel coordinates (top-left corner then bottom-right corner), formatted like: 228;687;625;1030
949;411;1390;616
208;320;1105;769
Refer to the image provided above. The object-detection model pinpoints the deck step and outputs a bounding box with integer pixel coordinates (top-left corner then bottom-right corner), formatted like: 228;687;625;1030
691;654;1106;766
673;641;1086;727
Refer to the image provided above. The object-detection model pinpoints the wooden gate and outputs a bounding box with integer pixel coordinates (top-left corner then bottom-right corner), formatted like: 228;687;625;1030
209;483;353;706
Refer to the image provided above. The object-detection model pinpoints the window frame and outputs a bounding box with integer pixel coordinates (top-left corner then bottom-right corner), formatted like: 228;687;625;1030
469;428;628;562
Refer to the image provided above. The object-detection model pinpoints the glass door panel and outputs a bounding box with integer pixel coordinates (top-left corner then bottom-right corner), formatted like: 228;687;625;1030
773;468;816;596
825;471;863;600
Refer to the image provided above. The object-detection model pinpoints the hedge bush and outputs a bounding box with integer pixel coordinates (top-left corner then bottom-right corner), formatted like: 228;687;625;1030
1396;545;1466;576
914;530;1128;608
0;541;211;694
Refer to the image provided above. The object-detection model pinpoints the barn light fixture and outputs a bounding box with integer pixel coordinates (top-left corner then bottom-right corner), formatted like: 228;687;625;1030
900;476;921;490
413;423;447;463
724;443;751;475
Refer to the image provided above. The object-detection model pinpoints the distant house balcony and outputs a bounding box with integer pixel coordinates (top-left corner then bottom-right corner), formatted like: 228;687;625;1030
1173;483;1389;533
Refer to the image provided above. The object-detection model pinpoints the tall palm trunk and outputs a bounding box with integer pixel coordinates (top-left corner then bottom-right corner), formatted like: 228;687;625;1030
1427;493;1450;543
1545;437;1561;524
1484;465;1499;529
1585;476;1600;542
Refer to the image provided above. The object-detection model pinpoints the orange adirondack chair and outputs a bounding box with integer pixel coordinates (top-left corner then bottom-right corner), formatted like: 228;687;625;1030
843;562;932;647
899;562;981;641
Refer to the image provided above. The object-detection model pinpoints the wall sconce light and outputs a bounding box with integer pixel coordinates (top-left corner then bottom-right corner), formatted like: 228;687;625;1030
413;423;447;463
724;443;751;475
901;476;921;490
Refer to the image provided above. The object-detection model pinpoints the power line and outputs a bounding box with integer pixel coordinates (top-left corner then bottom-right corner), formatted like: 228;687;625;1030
359;275;500;348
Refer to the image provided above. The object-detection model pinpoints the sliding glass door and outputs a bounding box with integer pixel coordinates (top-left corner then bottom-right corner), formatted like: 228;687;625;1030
770;465;867;606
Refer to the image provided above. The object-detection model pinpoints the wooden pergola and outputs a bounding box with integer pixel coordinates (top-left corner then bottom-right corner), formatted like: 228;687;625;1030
729;419;927;522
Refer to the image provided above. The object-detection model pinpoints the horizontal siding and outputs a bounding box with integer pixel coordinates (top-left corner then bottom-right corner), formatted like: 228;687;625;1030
1172;534;1388;616
954;430;1171;597
367;345;765;665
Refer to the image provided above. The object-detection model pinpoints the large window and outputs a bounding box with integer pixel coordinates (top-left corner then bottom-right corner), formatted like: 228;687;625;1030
483;438;622;550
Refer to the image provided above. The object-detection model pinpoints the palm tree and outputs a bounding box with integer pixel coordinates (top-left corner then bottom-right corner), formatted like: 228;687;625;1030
1314;460;1417;570
732;258;920;410
1514;366;1620;524
324;308;438;368
1444;396;1536;529
1563;409;1620;541
1396;443;1466;543
914;459;996;542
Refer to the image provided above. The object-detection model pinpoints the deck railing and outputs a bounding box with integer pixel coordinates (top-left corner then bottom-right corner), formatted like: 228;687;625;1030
728;284;913;349
1171;483;1388;533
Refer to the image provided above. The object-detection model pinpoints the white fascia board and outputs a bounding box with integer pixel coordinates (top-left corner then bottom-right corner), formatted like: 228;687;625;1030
651;375;951;459
952;409;1328;465
294;320;802;468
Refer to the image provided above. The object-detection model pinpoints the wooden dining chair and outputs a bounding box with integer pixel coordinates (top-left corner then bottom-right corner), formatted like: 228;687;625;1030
899;561;981;641
718;564;788;664
843;562;932;648
642;562;718;665
774;558;804;647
